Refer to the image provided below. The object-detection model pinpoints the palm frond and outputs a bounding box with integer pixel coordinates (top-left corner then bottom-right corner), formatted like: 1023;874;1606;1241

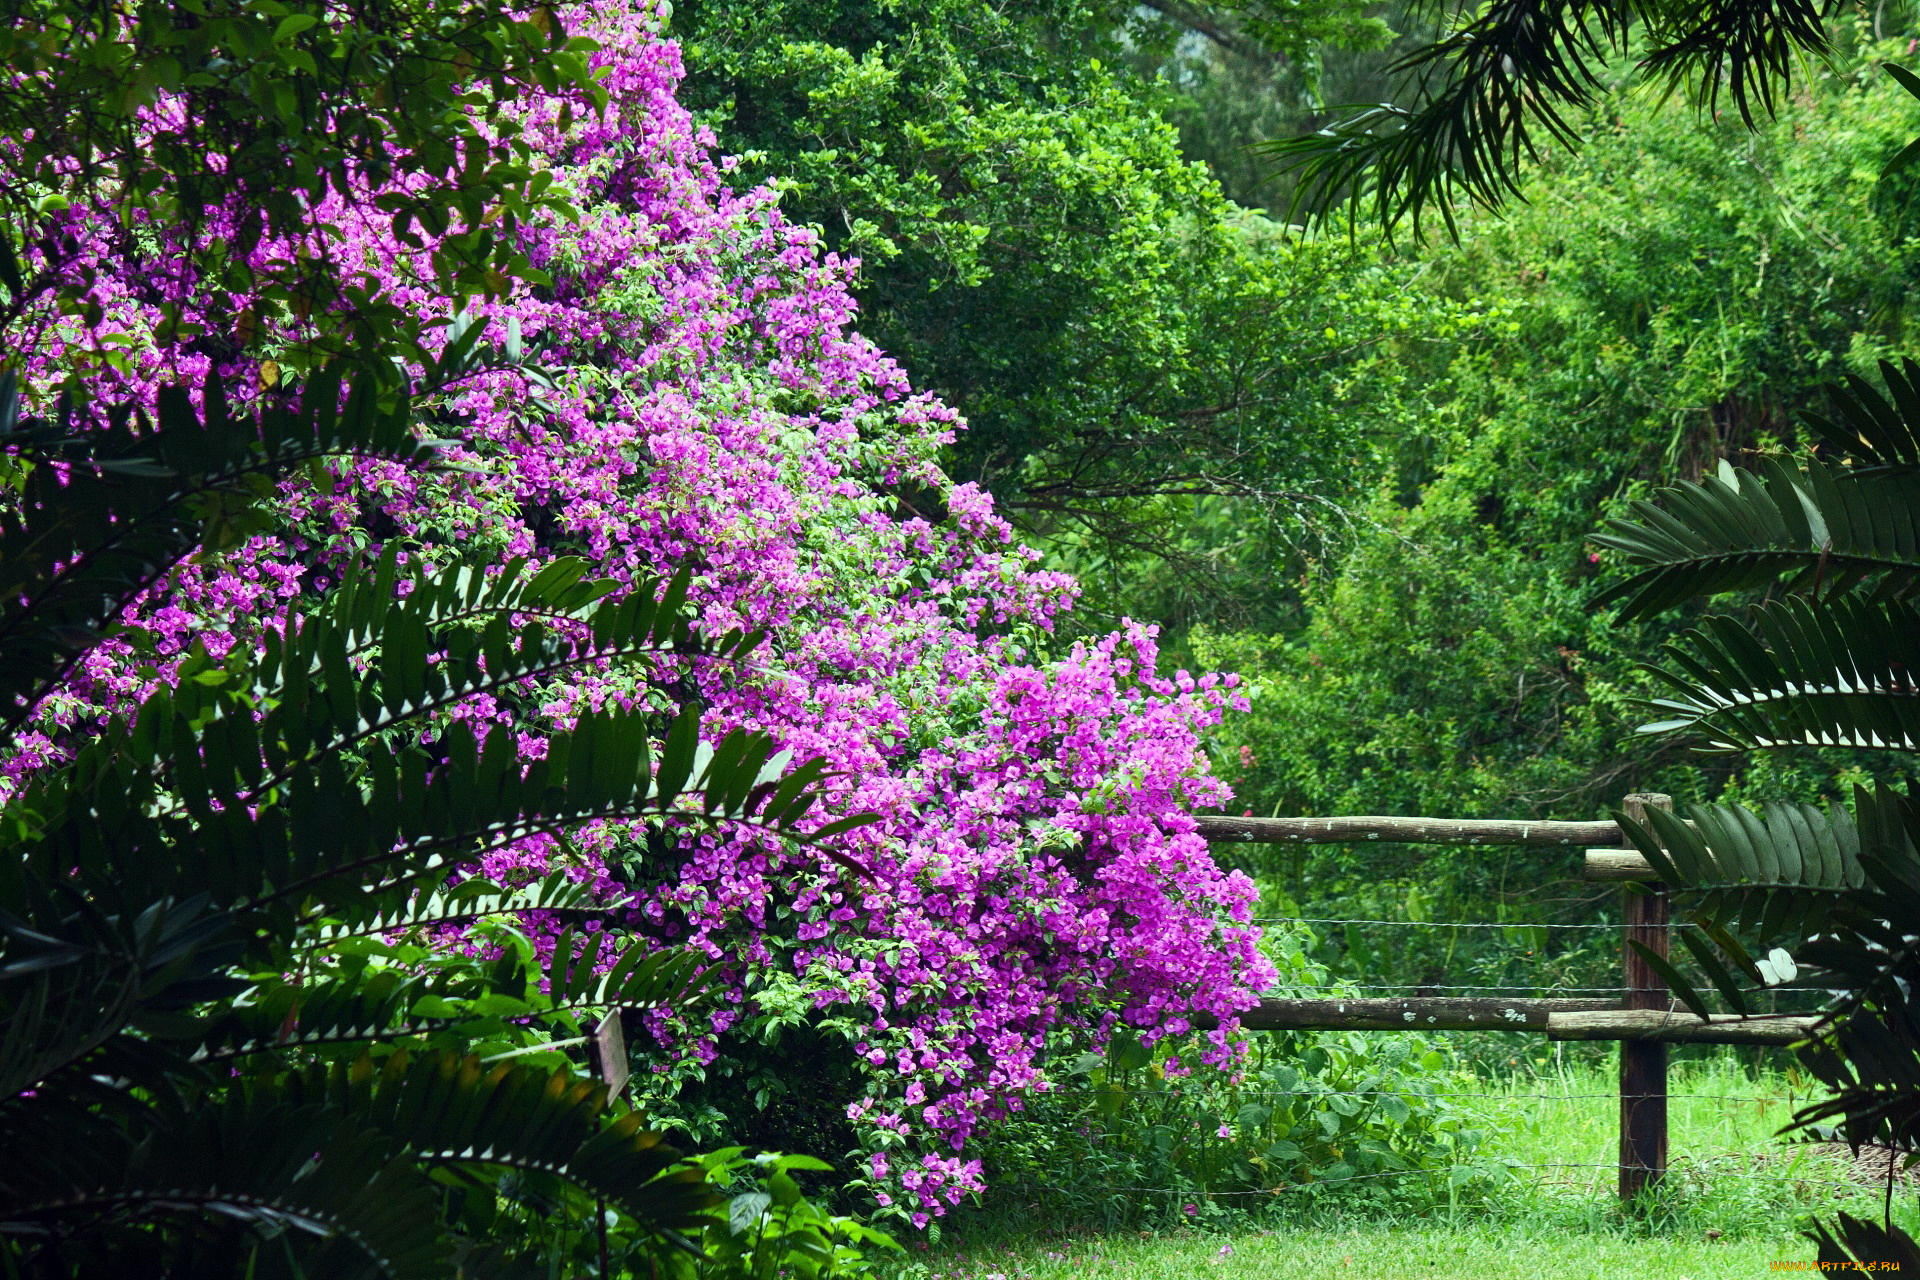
1264;0;1605;237
0;367;430;734
1638;0;1835;128
1617;800;1865;938
1804;357;1920;472
310;1051;717;1246
310;871;607;946
1592;458;1920;617
2;1087;449;1279
1636;596;1920;752
1806;1216;1920;1275
1262;0;1835;234
190;938;708;1063
0;884;234;1097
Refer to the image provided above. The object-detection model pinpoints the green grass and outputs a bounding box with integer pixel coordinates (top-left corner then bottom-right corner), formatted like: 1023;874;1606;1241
892;1059;1916;1280
902;1225;1795;1279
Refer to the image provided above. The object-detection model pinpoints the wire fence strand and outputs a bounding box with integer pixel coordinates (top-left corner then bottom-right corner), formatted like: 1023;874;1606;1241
1032;1089;1792;1102
1247;917;1667;932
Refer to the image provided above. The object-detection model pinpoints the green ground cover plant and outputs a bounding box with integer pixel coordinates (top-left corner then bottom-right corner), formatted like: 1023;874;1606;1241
892;1061;1917;1278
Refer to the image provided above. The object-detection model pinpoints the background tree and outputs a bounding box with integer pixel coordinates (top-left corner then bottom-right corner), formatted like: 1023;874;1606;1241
672;0;1455;633
1198;47;1920;977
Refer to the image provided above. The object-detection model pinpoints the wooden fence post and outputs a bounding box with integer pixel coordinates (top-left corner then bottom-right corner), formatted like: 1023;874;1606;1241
1619;792;1672;1204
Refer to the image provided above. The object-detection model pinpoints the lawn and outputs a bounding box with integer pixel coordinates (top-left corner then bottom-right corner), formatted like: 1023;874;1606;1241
896;1058;1916;1280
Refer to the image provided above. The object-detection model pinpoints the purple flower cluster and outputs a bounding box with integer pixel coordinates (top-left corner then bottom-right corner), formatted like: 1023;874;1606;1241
6;0;1273;1215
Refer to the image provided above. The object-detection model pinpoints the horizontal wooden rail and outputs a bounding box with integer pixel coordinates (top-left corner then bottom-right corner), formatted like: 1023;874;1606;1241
1547;1010;1818;1046
1218;996;1618;1032
1201;998;1819;1044
1197;814;1623;847
1583;849;1657;881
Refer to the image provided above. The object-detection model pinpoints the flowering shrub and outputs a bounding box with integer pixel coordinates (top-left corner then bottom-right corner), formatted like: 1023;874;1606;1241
949;928;1507;1234
4;0;1273;1219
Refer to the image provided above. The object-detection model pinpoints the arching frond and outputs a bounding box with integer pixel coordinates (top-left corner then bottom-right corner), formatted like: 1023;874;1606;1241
306;1051;716;1246
1262;0;1837;236
3;1087;448;1279
1804;357;1920;473
1636;596;1920;752
0;368;430;733
1618;799;1866;938
1592;458;1920;617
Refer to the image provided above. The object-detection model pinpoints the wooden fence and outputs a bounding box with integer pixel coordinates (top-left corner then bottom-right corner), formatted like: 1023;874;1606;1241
1196;793;1818;1203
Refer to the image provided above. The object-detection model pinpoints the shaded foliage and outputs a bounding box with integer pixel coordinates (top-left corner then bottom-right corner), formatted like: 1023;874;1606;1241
0;372;874;1276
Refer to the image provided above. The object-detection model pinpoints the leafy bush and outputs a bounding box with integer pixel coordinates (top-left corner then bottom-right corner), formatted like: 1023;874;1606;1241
946;933;1504;1234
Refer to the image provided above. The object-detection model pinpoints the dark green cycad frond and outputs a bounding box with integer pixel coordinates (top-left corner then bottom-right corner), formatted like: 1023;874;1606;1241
1781;791;1920;1150
1807;1217;1920;1277
0;365;876;1274
1592;457;1920;617
543;930;712;1012
165;709;837;913
1803;356;1920;472
312;1051;716;1246
311;870;606;947
0;367;430;736
1263;0;1607;238
0;879;236;1098
325;547;621;660
1618;800;1865;938
191;933;708;1063
1263;0;1835;236
1792;926;1920;1149
3;1084;449;1280
238;558;757;800
1637;596;1920;752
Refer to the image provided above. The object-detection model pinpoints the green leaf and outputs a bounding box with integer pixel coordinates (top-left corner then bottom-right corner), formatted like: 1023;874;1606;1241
1627;941;1714;1022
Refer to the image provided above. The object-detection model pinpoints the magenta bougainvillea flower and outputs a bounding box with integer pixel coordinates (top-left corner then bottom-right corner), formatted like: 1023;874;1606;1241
6;0;1272;1216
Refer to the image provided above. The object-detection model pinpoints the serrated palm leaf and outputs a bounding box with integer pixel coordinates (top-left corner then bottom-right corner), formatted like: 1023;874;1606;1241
546;937;710;1013
1807;1216;1920;1276
311;871;606;946
38;701;838;919
1636;596;1920;751
2;1086;448;1279
1592;458;1920;618
1804;357;1920;472
0;367;431;734
310;1052;716;1244
1617;801;1865;938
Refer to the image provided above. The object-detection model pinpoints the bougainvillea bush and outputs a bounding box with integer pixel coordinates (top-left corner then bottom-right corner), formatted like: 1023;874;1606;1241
5;0;1272;1224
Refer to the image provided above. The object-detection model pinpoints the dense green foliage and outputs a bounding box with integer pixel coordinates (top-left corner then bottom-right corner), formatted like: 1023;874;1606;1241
1197;43;1920;945
952;931;1503;1235
673;0;1442;612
